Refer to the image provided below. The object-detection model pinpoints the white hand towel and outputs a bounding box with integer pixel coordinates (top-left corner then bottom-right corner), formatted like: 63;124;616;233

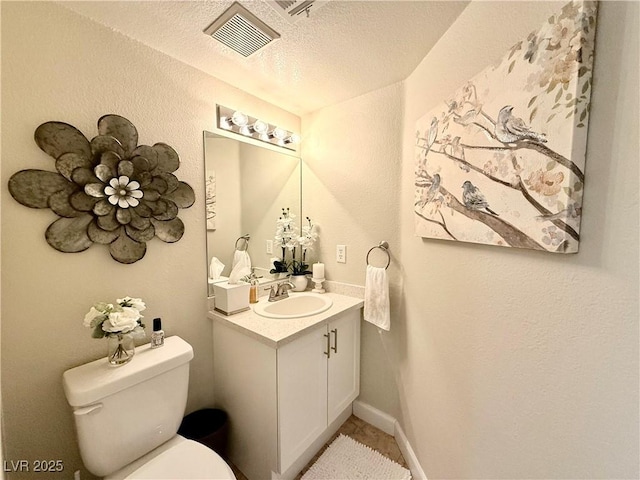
364;265;390;331
232;249;251;270
228;250;252;284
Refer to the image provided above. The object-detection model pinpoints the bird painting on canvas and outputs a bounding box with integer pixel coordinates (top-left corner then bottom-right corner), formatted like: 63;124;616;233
495;105;547;144
462;180;499;216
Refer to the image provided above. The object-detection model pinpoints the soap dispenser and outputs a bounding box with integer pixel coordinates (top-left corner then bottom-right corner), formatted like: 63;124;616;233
249;273;259;304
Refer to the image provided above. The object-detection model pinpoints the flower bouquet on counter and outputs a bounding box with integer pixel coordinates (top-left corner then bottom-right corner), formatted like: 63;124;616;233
83;296;146;365
271;208;318;277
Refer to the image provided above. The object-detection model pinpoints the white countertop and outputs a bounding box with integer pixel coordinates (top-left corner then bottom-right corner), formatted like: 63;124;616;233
208;291;364;348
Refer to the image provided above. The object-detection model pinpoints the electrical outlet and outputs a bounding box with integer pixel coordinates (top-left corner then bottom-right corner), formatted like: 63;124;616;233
336;244;347;263
266;240;273;255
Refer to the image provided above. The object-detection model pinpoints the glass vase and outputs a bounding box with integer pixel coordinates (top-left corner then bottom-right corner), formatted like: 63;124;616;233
107;333;135;366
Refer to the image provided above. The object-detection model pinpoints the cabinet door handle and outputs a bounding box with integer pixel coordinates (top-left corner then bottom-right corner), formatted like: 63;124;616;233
324;333;331;358
331;328;338;353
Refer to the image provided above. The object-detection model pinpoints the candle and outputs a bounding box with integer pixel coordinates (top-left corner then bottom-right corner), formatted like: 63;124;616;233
313;262;325;279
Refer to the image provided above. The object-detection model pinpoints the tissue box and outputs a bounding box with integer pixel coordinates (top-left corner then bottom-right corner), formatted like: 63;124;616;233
213;282;250;315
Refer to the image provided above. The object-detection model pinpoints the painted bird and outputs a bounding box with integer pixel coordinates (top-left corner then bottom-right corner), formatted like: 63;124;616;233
462;180;499;215
495;105;547;144
417;174;440;208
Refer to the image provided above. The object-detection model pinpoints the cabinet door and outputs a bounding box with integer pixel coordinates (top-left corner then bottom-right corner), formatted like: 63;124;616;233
277;326;328;473
327;310;361;424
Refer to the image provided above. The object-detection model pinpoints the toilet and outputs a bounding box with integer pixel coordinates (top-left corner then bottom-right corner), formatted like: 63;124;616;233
63;336;235;479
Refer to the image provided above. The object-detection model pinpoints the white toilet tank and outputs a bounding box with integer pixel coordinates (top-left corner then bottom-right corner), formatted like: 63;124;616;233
63;336;194;477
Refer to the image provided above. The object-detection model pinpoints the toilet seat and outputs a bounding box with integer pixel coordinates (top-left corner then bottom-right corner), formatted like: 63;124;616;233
106;436;236;480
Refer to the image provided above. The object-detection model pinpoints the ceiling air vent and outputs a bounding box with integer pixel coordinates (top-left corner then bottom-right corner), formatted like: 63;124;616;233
203;2;280;57
266;0;330;24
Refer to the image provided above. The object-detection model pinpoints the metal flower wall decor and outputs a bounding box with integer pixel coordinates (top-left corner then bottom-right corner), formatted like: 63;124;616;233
9;115;195;264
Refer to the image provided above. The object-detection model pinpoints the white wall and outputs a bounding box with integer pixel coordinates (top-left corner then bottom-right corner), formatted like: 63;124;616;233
301;83;405;417
303;1;638;478
400;1;638;478
0;2;298;478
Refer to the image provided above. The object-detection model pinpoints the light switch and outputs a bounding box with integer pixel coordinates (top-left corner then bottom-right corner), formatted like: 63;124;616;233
266;240;273;254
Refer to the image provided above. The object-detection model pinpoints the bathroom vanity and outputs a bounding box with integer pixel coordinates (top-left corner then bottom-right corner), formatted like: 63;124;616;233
208;292;363;480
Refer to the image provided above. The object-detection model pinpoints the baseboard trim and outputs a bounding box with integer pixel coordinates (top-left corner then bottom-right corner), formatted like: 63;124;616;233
352;400;427;480
394;420;427;480
352;399;395;435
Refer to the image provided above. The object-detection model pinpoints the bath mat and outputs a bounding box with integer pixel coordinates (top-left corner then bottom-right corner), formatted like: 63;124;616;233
301;434;412;480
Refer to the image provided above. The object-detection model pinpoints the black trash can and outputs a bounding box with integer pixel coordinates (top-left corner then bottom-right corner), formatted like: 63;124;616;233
178;408;229;458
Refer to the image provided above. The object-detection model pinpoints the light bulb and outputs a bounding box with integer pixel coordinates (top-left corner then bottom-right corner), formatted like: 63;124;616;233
231;111;248;127
240;125;251;136
220;116;232;130
272;127;287;140
287;133;301;144
253;120;268;134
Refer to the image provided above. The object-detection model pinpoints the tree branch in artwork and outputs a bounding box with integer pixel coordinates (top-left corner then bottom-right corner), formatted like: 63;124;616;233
447;193;544;251
514;176;579;241
448;108;585;182
415;179;545;251
414;204;457;241
415;143;579;241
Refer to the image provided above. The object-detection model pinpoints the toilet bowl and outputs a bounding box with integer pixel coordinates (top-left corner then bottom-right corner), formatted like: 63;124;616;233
105;436;235;480
63;336;235;479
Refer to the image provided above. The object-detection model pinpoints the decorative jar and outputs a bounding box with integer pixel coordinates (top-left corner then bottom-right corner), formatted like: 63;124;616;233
290;274;308;292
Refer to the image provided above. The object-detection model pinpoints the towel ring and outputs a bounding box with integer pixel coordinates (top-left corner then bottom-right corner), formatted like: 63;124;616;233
235;234;250;251
366;241;390;269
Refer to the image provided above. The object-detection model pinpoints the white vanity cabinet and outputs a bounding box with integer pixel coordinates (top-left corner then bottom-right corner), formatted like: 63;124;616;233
211;296;362;480
277;311;360;474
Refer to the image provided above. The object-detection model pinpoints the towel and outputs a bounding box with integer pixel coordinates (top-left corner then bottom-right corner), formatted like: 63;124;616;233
232;249;251;270
364;265;390;331
228;249;252;284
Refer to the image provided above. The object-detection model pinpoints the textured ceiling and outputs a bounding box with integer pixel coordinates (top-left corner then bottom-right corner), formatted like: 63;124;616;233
61;1;469;115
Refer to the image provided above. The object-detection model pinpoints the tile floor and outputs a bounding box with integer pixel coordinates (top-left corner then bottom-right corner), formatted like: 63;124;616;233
229;415;408;480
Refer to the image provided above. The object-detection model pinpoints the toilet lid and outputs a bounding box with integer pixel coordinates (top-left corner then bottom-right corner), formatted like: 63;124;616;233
127;439;236;479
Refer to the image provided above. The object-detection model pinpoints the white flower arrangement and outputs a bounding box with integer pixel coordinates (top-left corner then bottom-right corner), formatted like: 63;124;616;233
83;296;146;338
273;208;318;275
297;218;318;252
274;207;299;252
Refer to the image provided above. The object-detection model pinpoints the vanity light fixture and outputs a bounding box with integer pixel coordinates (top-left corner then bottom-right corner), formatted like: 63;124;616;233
216;105;300;150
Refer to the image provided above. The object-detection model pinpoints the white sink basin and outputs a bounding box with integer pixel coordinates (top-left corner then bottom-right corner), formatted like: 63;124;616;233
253;293;333;319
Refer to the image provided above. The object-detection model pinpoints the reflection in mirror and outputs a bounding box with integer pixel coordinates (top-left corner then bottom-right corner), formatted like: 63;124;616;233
204;131;301;296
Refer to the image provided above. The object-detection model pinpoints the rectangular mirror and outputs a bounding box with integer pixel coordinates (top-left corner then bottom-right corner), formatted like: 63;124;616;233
204;131;301;296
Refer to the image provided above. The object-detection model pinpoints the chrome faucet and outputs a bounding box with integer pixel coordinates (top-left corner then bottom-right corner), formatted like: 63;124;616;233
267;280;295;302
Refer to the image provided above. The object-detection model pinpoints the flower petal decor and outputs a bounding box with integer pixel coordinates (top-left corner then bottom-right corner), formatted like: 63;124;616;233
8;115;195;263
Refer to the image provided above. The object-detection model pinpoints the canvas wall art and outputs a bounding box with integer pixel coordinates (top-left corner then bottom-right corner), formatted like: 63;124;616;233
206;171;216;230
414;0;597;253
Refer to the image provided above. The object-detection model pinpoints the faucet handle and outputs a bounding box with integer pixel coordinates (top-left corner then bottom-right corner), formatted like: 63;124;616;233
277;281;294;296
265;284;276;297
